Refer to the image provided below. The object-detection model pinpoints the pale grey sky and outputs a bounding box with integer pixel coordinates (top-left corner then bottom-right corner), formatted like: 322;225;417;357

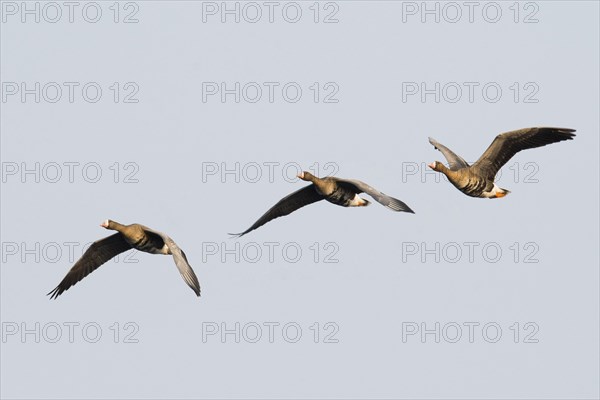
1;1;598;399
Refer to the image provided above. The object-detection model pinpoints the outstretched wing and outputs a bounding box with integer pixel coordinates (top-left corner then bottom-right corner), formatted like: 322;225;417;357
336;179;415;213
473;127;576;180
143;228;201;297
230;185;324;237
428;137;470;170
48;233;131;299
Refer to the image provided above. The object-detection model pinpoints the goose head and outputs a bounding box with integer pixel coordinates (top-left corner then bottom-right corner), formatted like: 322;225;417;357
297;171;317;182
427;161;444;171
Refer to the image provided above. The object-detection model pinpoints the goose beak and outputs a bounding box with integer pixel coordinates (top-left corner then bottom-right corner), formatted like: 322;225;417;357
427;162;435;169
100;220;109;228
297;172;304;179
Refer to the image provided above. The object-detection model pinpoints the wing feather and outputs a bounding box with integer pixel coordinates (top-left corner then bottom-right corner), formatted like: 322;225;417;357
48;233;131;299
473;127;575;180
429;137;470;170
336;179;415;213
230;185;324;237
142;228;201;297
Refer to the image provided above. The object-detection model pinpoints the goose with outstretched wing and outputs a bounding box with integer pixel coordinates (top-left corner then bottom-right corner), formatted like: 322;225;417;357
231;171;414;237
428;127;576;198
48;220;201;299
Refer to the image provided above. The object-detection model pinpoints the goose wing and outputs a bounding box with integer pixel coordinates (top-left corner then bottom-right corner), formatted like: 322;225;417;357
336;179;415;213
143;227;201;297
230;185;324;237
428;137;470;170
48;233;131;299
472;127;576;180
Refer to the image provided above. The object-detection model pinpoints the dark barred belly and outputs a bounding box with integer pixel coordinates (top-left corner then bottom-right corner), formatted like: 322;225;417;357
325;187;356;207
457;176;489;198
131;236;163;253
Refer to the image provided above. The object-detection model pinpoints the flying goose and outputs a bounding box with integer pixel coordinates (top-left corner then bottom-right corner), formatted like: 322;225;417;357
231;171;414;237
428;127;576;198
48;220;201;299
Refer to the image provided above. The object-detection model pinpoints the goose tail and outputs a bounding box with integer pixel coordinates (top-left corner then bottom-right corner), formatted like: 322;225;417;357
494;188;511;198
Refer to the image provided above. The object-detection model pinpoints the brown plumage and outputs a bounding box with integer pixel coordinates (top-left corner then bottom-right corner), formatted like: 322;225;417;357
48;220;201;299
428;127;576;198
231;171;414;237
